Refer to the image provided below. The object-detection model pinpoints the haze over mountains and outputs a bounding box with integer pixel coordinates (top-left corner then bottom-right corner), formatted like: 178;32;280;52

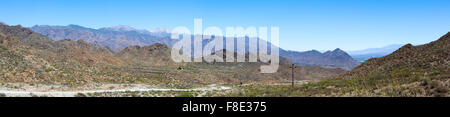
31;25;178;52
348;44;404;62
344;32;450;78
31;24;360;70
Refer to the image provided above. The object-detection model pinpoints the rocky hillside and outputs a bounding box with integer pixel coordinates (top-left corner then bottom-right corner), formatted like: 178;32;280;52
52;39;125;67
116;43;179;66
0;24;54;49
344;32;450;77
0;23;132;85
329;32;450;97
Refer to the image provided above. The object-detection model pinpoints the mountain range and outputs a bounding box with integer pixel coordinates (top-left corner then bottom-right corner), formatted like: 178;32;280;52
31;24;359;70
31;25;178;52
1;23;346;88
280;48;359;70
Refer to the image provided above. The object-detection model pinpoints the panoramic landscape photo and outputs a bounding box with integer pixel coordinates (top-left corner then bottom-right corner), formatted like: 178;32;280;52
0;0;449;97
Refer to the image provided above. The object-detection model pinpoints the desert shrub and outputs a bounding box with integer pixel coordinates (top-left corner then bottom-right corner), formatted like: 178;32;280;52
177;66;184;70
45;68;53;72
430;68;442;76
176;91;195;97
369;72;387;79
74;93;87;97
422;80;449;97
1;47;8;51
390;68;411;78
419;76;430;83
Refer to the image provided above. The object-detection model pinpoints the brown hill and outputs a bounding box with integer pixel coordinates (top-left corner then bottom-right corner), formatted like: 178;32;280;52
0;23;54;49
0;23;132;85
116;43;179;66
52;39;125;67
344;32;450;77
321;32;450;97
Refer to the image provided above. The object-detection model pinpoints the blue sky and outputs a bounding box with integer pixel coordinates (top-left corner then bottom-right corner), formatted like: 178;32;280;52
0;0;449;51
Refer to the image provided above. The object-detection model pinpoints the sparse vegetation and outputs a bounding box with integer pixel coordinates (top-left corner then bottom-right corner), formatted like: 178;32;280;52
0;21;448;97
214;67;449;97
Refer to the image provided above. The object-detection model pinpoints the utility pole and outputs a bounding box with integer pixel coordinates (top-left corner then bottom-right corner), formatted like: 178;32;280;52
289;64;297;87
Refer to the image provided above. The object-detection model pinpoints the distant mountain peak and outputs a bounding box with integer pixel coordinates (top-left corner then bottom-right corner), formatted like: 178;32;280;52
324;48;351;57
68;24;83;27
98;25;163;36
322;48;345;54
106;25;137;31
67;24;90;30
281;48;359;70
310;49;321;53
150;28;171;33
333;48;343;52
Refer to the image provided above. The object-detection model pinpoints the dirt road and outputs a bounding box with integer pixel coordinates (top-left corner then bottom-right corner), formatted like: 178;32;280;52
0;84;231;97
